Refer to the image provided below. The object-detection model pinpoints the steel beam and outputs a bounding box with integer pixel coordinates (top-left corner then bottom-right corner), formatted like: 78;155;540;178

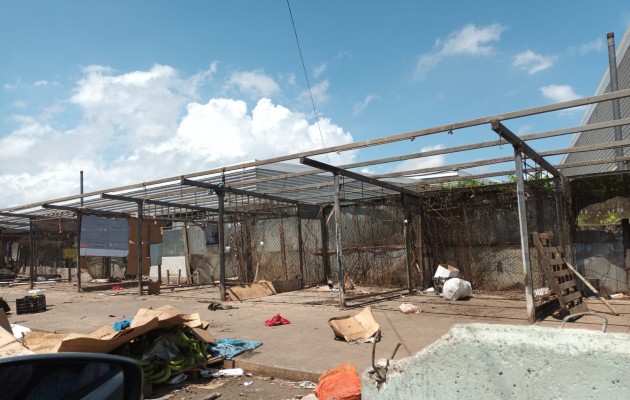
42;204;130;218
300;157;420;198
492;120;563;178
180;177;300;205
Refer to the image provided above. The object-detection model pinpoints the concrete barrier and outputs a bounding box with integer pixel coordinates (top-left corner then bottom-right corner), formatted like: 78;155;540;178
362;323;630;400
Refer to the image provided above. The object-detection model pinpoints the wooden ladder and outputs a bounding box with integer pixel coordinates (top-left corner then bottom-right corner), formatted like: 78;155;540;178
532;232;588;316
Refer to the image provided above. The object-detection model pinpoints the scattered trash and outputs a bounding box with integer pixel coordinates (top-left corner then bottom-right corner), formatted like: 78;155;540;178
167;373;188;385
298;381;317;389
300;394;318;400
265;314;291;326
399;303;420;314
207;302;235;311
112;285;123;291
424;287;435;294
209;368;244;377
243;381;253;386
208;338;263;360
0;297;10;313
112;317;133;331
328;306;379;343
11;324;32;343
433;264;460;294
611;293;629;299
315;363;361;400
442;278;472;301
533;287;550;297
331;288;340;293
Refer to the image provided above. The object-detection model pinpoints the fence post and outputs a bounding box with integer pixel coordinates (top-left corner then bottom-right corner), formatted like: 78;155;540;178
297;211;305;289
320;205;331;283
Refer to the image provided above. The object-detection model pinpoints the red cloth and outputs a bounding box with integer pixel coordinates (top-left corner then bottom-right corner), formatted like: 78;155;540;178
112;285;123;291
265;313;291;326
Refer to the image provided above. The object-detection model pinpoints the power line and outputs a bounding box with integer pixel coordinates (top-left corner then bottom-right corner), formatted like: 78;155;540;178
286;0;330;164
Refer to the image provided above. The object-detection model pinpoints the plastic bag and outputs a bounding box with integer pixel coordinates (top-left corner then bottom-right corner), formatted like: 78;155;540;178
399;303;420;314
315;363;361;400
442;278;472;300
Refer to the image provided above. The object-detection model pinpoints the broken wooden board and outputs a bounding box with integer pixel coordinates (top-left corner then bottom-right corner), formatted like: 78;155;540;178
227;282;276;301
271;278;302;293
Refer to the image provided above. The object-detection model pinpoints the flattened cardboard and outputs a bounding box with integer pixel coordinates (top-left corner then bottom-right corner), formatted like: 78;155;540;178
22;305;212;354
0;310;33;357
228;282;276;301
328;306;380;342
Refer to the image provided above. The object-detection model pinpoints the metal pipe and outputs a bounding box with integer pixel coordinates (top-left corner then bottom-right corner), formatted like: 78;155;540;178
76;213;82;292
334;174;345;308
218;191;226;301
514;149;535;322
137;202;143;296
607;32;625;171
80;170;84;206
29;220;34;290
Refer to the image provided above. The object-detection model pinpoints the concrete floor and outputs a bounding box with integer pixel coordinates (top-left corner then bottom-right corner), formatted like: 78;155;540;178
2;282;630;381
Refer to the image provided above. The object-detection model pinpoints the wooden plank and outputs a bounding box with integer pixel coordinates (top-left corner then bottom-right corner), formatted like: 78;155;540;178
565;262;619;316
543;246;561;254
548;258;565;266
553;269;572;279
567;302;589;314
271;278;302;294
227;282;276;301
562;290;583;303
558;280;577;292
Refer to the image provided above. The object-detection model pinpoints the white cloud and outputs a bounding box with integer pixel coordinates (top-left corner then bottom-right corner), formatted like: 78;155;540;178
299;79;330;105
540;84;581;103
227;70;280;98
0;64;354;207
512;50;556;74
313;63;327;78
567;39;604;56
352;94;378;116
34;80;49;86
394;144;446;173
415;23;506;79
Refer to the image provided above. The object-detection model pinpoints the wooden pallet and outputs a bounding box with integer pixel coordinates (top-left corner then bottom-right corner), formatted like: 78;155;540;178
532;232;588;316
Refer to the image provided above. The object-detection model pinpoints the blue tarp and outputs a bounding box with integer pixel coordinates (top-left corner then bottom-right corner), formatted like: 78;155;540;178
208;338;263;360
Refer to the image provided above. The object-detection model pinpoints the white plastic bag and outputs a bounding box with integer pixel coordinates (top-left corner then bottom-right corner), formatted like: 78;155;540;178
399;303;420;314
442;278;472;300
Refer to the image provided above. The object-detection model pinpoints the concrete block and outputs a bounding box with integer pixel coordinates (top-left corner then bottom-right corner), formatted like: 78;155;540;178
362;323;630;400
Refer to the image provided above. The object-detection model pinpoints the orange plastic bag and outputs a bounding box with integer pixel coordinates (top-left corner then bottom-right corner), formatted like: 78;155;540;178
315;362;361;400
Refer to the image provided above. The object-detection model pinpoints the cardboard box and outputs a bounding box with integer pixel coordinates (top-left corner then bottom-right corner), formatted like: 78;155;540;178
328;306;380;342
0;309;33;357
434;264;460;279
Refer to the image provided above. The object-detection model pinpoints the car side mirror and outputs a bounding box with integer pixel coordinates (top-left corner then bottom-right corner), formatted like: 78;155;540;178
0;352;143;400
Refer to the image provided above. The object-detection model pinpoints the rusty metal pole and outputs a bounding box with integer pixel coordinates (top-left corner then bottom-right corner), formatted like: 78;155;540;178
514;148;535;322
29;220;34;290
76;213;82;292
137;202;143;296
333;173;345;308
607;32;626;171
218;191;226;301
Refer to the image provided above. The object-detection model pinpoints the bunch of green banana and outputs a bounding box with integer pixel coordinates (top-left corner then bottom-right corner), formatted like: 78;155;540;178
137;358;173;384
172;326;209;367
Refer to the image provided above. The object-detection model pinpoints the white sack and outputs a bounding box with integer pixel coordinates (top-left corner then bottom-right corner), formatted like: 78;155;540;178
442;278;472;300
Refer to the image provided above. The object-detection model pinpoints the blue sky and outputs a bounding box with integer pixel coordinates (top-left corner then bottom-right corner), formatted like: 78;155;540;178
1;1;629;207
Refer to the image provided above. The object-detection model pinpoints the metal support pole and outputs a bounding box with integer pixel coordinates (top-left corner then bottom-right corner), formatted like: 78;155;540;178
137;203;143;296
297;213;305;289
29;220;34;290
404;212;414;294
217;191;226;301
607;32;625;171
76;213;82;292
514;149;535;322
320;205;331;283
333;173;345;308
